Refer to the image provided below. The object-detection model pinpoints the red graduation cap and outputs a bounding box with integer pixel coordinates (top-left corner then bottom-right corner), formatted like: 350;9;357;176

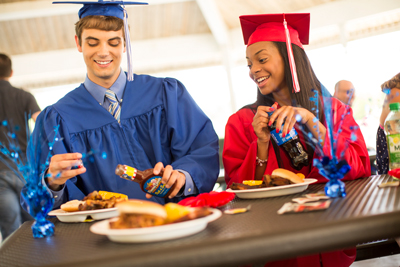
239;13;310;93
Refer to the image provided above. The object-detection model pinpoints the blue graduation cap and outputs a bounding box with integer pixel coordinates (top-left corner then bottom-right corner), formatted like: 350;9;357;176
52;0;149;81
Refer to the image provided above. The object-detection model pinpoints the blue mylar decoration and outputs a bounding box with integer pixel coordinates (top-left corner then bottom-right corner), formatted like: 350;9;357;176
0;115;57;238
0;115;107;238
306;84;356;197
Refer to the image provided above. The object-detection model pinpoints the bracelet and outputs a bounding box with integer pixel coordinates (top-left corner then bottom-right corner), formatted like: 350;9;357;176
256;156;268;166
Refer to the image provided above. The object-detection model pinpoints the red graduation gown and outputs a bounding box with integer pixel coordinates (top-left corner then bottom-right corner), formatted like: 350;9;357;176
223;98;370;267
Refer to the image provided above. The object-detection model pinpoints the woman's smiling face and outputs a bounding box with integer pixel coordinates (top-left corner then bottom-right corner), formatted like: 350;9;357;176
246;41;287;95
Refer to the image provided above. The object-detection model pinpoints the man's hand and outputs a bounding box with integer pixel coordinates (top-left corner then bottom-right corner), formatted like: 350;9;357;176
46;153;86;191
145;162;185;199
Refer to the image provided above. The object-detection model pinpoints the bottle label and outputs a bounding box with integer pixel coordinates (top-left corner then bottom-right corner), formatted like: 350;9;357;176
270;128;297;146
267;111;297;146
121;166;137;180
387;134;400;164
143;176;170;197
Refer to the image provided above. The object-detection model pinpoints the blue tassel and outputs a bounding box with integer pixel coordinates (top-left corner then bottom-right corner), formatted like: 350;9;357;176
123;7;134;81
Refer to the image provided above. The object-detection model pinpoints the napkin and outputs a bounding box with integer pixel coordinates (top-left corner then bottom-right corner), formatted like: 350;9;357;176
388;168;400;179
178;191;235;208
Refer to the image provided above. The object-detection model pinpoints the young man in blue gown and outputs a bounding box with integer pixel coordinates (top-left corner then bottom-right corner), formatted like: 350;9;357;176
22;1;219;209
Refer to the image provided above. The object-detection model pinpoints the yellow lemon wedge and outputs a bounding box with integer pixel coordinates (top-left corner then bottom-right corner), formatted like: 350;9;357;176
394;137;400;144
98;191;128;200
243;180;263;186
296;173;305;179
164;203;191;223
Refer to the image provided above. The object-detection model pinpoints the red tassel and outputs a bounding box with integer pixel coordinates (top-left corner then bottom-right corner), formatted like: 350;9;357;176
283;14;300;93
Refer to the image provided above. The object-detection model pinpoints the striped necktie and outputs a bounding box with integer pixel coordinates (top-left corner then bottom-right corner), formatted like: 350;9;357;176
105;90;121;123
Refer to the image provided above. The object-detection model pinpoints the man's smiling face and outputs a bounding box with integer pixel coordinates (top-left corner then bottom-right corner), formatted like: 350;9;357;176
75;28;125;87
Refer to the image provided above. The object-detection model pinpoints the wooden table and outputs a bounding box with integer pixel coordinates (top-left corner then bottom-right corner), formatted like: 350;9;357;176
1;175;400;267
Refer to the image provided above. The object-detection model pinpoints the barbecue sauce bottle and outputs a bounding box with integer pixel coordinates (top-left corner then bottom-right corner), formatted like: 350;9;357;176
267;112;309;170
115;164;176;198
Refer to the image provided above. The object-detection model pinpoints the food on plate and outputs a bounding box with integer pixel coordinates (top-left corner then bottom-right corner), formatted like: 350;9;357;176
60;190;127;212
167;205;211;224
109;200;212;229
266;168;304;185
79;190;127;211
164;203;191;223
110;200;166;229
60;200;85;212
230;168;305;190
243;180;263;186
98;191;128;200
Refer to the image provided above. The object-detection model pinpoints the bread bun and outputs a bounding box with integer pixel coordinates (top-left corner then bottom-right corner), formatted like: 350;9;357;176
272;168;304;184
60;200;85;212
116;200;167;219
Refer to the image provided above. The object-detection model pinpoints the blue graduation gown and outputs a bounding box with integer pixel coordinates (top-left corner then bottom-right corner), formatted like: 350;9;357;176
24;74;219;208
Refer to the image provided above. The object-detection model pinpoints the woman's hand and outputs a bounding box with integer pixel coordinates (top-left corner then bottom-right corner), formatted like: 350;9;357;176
267;105;314;136
268;105;326;145
252;103;278;143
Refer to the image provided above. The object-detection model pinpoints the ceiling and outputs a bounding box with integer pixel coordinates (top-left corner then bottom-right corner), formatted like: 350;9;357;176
1;0;400;91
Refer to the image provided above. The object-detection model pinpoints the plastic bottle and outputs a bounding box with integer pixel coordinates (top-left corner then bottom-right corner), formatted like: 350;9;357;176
384;102;400;170
115;164;176;198
267;112;309;170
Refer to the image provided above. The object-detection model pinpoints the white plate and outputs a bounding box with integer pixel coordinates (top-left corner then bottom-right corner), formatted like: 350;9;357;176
90;208;222;243
48;208;119;223
226;178;318;199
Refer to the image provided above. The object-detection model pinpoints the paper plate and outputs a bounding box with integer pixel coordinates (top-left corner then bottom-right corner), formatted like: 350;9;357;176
48;208;119;223
226;179;318;199
90;208;222;243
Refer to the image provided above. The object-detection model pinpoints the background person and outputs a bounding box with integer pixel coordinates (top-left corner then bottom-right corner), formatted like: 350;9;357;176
333;80;356;107
0;53;40;241
223;13;370;267
21;1;219;211
376;72;400;175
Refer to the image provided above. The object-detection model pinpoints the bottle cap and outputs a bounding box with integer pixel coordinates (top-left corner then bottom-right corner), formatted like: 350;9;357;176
389;102;400;111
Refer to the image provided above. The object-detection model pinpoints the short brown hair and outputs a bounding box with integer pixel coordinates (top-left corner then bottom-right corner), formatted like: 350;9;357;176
75;15;125;46
381;73;400;91
0;53;12;79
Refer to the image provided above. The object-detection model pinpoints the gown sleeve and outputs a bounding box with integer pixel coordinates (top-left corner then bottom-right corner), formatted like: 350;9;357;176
21;106;86;211
162;78;220;193
222;109;257;187
222;109;280;187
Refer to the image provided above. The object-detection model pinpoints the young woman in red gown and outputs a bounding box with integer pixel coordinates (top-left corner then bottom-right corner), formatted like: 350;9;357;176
223;13;371;267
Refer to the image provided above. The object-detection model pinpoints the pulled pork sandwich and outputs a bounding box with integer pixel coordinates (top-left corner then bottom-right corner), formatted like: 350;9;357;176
110;200;167;229
230;168;304;190
264;168;304;186
109;200;213;229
